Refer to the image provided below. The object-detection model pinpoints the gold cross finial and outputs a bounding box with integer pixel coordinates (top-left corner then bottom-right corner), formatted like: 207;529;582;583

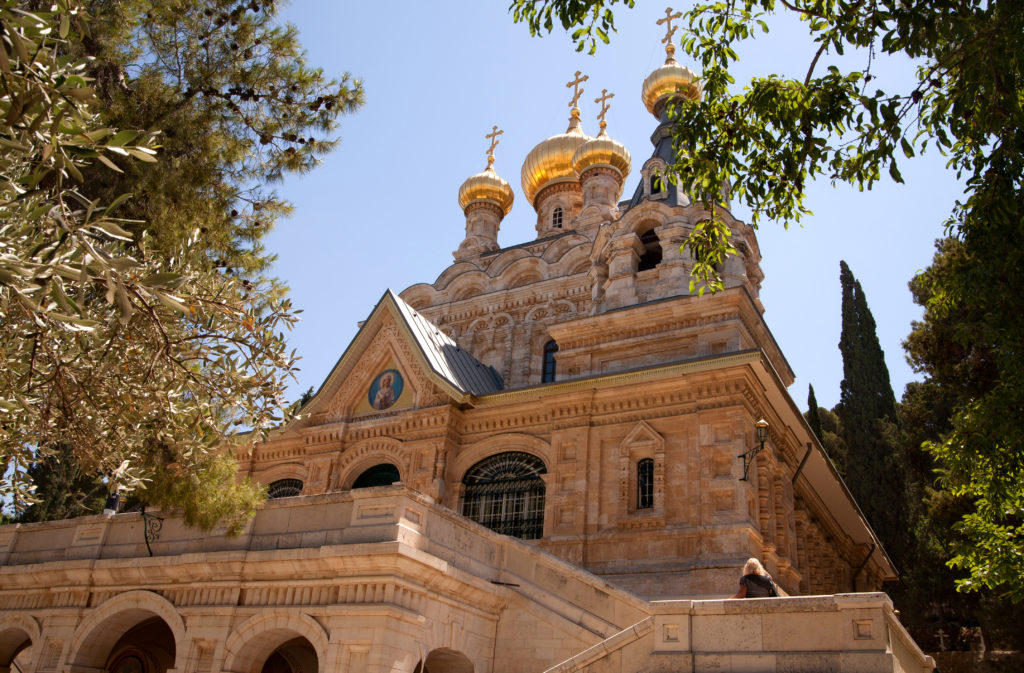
566;70;589;109
657;7;682;54
594;89;614;130
485;125;503;166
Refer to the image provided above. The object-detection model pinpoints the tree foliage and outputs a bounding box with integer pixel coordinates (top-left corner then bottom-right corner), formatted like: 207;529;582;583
511;0;1024;598
904;239;1024;601
835;260;905;564
0;0;362;531
806;384;822;442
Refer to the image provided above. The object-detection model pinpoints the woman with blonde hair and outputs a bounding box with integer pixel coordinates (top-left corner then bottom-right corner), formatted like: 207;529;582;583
731;558;778;598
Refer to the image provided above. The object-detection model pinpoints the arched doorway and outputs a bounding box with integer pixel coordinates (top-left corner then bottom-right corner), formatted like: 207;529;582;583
461;452;546;539
222;614;326;673
103;618;176;673
352;463;400;489
259;637;318;673
414;648;473;673
0;624;33;673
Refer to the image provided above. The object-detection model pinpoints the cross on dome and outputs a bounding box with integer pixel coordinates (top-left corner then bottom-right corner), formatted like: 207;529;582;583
485;125;503;166
566;70;589;109
657;7;683;56
594;89;614;131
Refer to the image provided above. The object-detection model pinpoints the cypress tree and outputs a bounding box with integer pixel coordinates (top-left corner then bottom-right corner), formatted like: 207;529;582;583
806;384;823;442
835;261;905;564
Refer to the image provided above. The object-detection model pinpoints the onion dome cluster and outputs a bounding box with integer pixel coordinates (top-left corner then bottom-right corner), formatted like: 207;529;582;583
520;108;592;207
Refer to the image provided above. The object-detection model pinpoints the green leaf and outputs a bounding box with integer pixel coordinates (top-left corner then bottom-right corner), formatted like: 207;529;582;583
96;154;123;173
92;220;134;241
900;137;914;158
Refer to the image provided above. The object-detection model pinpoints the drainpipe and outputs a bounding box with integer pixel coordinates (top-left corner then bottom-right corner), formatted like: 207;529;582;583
792;442;812;483
851;543;875;592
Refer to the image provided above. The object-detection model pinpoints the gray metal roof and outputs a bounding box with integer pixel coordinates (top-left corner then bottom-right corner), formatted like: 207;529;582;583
386;290;504;396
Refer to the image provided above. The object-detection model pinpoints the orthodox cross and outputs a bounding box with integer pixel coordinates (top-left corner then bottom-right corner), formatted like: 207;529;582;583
657;7;682;47
566;70;589;109
485;125;503;164
594;89;614;127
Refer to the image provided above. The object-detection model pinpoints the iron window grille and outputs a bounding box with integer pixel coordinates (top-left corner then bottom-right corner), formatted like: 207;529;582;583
267;478;303;499
462;452;546;540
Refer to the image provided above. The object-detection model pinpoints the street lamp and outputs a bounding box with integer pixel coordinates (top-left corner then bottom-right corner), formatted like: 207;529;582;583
739;418;770;481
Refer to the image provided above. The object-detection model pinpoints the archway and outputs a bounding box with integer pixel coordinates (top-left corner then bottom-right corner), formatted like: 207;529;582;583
0;618;35;673
103;618;176;673
222;613;327;673
69;592;185;673
414;648;473;673
352;463;400;489
259;637;318;673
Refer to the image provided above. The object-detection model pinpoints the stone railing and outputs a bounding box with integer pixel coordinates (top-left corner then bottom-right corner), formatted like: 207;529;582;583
543;593;936;673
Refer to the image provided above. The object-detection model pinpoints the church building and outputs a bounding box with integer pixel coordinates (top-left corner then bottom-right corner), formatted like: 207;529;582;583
0;15;934;673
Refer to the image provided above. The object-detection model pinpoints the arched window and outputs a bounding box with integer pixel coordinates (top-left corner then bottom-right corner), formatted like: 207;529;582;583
541;340;558;383
638;229;662;271
267;478;303;499
551;206;563;228
462;452;546;539
637;459;654;510
352;463;400;489
650;175;664;195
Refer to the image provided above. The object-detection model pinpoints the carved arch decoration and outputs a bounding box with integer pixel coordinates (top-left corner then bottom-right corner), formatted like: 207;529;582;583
255;462;307;487
222;611;329;673
484;247;534;277
431;262;484;291
68;590;187;673
337;437;408;490
0;614;40;667
450;433;552;485
539;234;590;264
618;421;667;520
525;299;575;325
503;258;545;290
399;283;438;311
443;268;489;301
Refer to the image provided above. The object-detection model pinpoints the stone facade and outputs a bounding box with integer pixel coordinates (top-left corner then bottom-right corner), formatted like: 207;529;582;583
0;490;932;673
0;46;934;673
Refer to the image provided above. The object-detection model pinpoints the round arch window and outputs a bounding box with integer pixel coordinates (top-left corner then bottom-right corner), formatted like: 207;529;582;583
461;452;546;539
352;463;400;489
267;478;303;499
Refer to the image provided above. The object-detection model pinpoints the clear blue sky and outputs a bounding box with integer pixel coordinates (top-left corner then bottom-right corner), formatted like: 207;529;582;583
265;1;962;412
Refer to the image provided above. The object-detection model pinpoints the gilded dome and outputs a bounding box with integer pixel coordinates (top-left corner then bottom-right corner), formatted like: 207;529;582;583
641;49;702;118
458;157;514;215
520;110;592;207
572;125;631;179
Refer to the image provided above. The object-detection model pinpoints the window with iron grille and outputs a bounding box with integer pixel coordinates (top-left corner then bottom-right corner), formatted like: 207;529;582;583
542;339;558;383
462;452;546;540
267;478;303;499
637;458;654;510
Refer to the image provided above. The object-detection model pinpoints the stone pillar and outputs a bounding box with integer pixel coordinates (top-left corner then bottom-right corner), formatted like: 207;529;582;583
454;202;502;260
602;236;641;309
578;166;623;221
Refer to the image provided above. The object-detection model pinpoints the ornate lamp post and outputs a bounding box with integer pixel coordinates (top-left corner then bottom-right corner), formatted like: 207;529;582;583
739;418;770;481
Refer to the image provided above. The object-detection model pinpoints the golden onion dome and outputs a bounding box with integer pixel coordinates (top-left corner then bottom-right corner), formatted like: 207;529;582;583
641;45;702;118
520;109;592;207
458;156;514;216
573;123;631;179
